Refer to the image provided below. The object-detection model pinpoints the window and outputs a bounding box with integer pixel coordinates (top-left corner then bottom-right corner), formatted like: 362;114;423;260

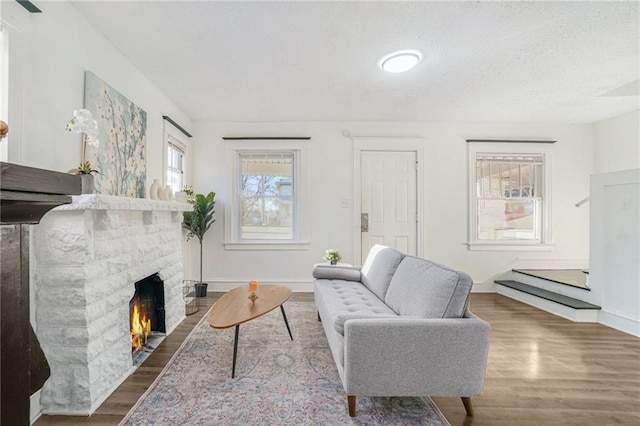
224;145;309;250
166;137;185;193
468;146;551;250
239;151;294;240
476;153;543;241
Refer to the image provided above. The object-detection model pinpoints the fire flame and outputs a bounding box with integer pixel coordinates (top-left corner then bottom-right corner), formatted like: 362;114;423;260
131;303;151;351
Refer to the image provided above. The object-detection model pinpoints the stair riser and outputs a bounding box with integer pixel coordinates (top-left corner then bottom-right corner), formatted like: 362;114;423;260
511;272;595;302
497;285;599;323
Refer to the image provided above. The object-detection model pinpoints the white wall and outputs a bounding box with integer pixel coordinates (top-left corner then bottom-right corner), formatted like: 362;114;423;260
591;111;640;336
594;109;640;174
590;169;640;336
2;1;193;183
191;121;593;292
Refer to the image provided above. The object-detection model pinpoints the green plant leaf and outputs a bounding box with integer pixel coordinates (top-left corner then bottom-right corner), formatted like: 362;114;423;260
182;191;216;242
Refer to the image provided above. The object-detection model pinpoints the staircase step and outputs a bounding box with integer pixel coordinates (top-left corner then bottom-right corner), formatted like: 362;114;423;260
512;269;589;290
495;280;601;310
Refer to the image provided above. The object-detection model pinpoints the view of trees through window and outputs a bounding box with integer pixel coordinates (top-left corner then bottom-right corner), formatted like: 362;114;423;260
476;153;544;241
239;152;294;240
166;140;185;194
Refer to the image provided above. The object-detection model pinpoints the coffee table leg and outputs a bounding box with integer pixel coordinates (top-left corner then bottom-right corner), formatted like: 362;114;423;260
232;325;239;378
280;305;293;340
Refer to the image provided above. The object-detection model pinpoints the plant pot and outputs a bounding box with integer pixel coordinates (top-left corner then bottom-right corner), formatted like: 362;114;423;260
195;282;208;297
80;174;95;194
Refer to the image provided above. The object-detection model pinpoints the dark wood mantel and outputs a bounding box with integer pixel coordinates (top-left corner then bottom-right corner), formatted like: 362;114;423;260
0;162;81;223
1;162;82;425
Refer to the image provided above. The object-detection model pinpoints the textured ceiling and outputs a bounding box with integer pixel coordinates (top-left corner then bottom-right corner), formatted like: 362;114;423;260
70;1;639;123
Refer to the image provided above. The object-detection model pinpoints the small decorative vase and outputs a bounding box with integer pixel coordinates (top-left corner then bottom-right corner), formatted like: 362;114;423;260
80;174;94;194
163;185;173;201
149;179;161;199
330;260;337;265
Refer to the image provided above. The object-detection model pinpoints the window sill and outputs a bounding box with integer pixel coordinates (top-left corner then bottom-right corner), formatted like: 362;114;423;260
223;240;311;251
465;242;555;252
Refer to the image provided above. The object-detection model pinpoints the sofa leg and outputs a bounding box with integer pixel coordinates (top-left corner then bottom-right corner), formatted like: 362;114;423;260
317;311;321;322
348;395;356;417
461;396;474;416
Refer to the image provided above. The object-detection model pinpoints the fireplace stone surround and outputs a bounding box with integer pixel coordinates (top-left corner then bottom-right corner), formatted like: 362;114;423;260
32;194;192;415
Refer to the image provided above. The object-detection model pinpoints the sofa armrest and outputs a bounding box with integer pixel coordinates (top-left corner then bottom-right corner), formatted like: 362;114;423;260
312;264;362;281
343;312;490;397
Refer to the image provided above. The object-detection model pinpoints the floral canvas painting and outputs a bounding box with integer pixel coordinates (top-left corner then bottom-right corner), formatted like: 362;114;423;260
84;71;147;197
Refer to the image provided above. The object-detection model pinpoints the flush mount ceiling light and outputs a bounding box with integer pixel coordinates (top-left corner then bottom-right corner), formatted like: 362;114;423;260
379;50;423;73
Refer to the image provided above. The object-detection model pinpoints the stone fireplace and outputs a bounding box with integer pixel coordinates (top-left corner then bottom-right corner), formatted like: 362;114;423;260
32;194;191;415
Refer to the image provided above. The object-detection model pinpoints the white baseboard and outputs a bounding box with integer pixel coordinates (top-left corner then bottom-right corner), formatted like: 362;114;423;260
496;284;599;322
599;310;640;337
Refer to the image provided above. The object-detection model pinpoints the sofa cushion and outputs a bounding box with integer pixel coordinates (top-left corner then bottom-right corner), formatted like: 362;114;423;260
385;256;473;318
314;279;398;337
312;265;361;281
360;245;405;301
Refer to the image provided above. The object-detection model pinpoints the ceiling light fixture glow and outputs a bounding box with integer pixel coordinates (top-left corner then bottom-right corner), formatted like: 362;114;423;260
379;50;423;73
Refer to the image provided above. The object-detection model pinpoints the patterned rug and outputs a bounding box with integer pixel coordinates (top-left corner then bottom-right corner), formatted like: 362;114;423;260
121;302;450;425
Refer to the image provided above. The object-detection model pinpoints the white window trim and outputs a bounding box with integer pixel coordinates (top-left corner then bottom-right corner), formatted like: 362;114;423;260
223;141;310;251
163;122;189;189
467;142;554;251
166;135;186;192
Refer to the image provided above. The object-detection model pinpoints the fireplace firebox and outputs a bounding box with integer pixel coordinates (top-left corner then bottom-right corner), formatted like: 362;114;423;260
130;273;166;358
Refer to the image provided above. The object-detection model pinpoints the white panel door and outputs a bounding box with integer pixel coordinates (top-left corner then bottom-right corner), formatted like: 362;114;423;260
361;151;417;263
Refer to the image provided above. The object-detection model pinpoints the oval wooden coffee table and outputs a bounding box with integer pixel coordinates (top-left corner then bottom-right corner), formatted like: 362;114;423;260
210;284;293;378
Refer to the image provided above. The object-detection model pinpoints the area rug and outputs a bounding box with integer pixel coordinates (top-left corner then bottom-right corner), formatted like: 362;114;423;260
121;302;450;425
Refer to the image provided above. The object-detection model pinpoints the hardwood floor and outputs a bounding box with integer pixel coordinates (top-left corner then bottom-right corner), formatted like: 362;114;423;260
35;293;639;425
433;294;640;426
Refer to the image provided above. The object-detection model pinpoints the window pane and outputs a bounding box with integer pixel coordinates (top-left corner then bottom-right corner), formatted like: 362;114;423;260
166;142;185;193
475;152;544;243
476;154;543;199
477;199;539;240
239;152;294;240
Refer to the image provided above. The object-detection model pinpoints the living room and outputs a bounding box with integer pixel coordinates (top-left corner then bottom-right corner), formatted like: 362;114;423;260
1;1;638;425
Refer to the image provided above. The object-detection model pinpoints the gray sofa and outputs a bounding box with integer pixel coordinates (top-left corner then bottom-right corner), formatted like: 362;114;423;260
313;244;490;417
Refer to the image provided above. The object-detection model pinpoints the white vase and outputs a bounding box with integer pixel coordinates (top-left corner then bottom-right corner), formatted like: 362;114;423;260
149;179;161;200
163;186;173;201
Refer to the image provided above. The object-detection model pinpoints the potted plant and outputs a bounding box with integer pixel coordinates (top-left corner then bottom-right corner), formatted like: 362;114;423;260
182;188;216;297
65;109;101;193
65;109;101;173
324;248;342;265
